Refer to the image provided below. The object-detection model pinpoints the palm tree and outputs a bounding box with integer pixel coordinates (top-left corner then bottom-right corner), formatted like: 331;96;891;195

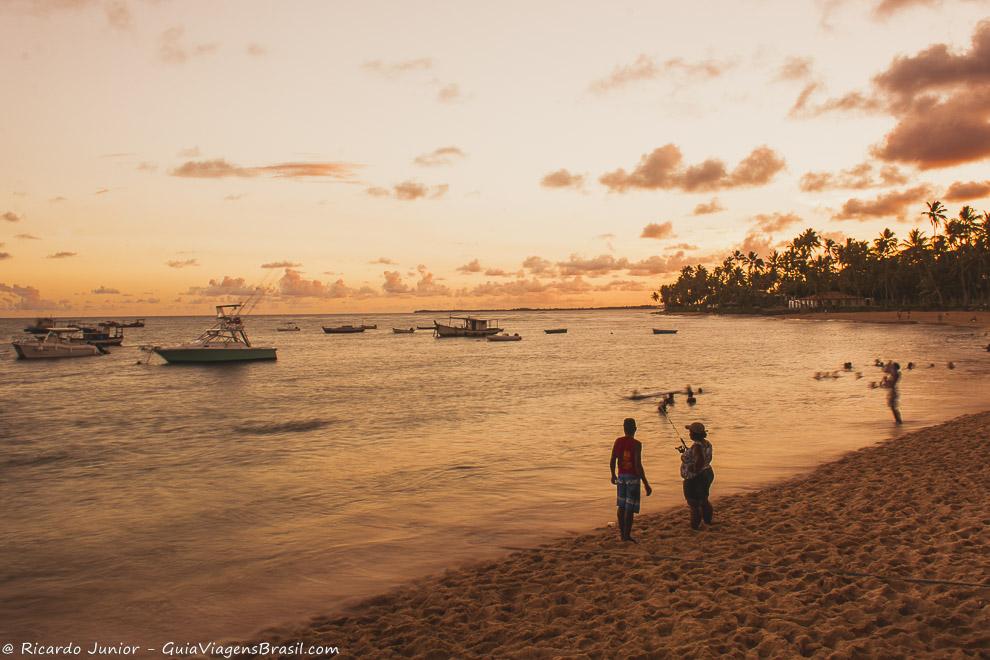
922;200;947;237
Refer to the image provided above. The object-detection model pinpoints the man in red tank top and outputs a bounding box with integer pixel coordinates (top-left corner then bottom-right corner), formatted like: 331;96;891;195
610;418;652;542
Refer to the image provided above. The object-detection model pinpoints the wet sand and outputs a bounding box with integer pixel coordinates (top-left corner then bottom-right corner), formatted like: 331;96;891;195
244;412;990;658
783;309;990;331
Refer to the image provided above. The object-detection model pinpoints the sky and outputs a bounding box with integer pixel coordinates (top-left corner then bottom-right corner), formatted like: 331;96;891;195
2;0;989;316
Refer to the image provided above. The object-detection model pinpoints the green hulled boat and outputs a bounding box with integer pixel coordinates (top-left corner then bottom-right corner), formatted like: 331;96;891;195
152;304;276;364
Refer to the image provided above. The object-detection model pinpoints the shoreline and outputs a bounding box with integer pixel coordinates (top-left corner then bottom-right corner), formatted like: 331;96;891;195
663;309;990;331
242;411;990;657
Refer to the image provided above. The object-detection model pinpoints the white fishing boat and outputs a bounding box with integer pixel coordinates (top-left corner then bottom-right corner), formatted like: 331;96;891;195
12;328;103;359
151;304;276;364
434;316;501;338
487;333;521;342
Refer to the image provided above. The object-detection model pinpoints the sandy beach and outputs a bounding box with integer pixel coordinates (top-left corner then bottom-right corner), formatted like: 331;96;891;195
242;412;990;658
781;309;990;331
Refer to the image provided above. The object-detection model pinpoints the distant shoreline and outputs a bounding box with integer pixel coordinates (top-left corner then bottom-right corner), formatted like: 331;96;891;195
412;305;656;313
662;309;990;330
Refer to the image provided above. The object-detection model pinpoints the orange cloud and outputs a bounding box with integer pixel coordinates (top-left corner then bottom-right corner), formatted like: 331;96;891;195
46;251;76;259
540;169;585;190
600;145;785;193
777;57;814;81
246;43;267;57
640;222;675;240
171;159;361;180
457;259;483;273
414;146;466;166
753;212;803;233
92;286;120;294
872;0;940;19
0;252;10;261
557;254;629;277
277;269;367;299
0;282;65;311
669;243;699;251
362;58;433;77
693;198;724;215
369;257;397;265
16;233;40;240
589;54;730;94
943;180;990;201
833;185;933;221
800;23;990;169
261;261;301;269
166;259;199;268
799;162;908;191
437;83;462;103
625;253;696;276
369;181;448;201
185;276;258;297
3;211;21;222
522;256;556;276
159;27;218;65
381;265;450;296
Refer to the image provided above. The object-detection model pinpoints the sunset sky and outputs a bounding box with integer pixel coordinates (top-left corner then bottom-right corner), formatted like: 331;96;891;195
2;0;990;315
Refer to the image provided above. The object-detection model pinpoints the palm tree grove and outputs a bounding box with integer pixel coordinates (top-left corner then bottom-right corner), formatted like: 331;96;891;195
654;202;990;311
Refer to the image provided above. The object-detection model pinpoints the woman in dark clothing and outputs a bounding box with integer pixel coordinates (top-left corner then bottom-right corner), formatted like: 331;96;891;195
679;422;714;530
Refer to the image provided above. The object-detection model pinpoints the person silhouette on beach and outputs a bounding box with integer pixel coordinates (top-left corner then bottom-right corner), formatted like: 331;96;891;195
679;422;714;530
881;362;902;425
610;418;652;542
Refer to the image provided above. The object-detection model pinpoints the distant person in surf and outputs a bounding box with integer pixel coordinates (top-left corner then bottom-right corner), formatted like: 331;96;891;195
881;362;902;425
679;422;714;530
610;418;652;543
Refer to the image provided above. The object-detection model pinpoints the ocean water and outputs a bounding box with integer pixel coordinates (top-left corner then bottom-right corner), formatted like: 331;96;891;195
1;311;988;648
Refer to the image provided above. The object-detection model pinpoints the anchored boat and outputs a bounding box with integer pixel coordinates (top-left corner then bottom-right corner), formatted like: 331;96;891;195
544;328;567;334
433;316;501;338
12;328;103;359
652;329;678;334
74;323;124;347
322;325;365;334
151;305;276;363
23;318;80;334
277;321;301;332
392;327;415;334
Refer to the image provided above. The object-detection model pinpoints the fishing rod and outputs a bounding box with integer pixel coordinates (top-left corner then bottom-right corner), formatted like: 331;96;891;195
659;405;690;452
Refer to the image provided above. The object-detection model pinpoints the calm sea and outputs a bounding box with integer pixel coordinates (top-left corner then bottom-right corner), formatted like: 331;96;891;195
1;311;988;648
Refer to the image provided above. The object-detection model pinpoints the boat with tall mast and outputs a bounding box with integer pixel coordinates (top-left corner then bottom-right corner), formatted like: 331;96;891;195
151;304;276;363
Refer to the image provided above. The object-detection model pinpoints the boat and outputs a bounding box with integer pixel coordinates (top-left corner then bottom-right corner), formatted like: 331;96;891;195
361;323;378;330
151;304;276;363
488;333;521;342
544;328;568;334
392;327;415;334
12;328;103;359
73;323;124;347
434;316;501;338
277;321;301;332
104;318;145;328
322;325;365;334
23;318;79;334
652;329;678;334
416;325;435;330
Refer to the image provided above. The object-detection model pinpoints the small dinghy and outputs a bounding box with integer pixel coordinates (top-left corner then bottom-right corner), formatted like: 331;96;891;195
544;328;567;334
393;327;415;334
652;329;678;334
